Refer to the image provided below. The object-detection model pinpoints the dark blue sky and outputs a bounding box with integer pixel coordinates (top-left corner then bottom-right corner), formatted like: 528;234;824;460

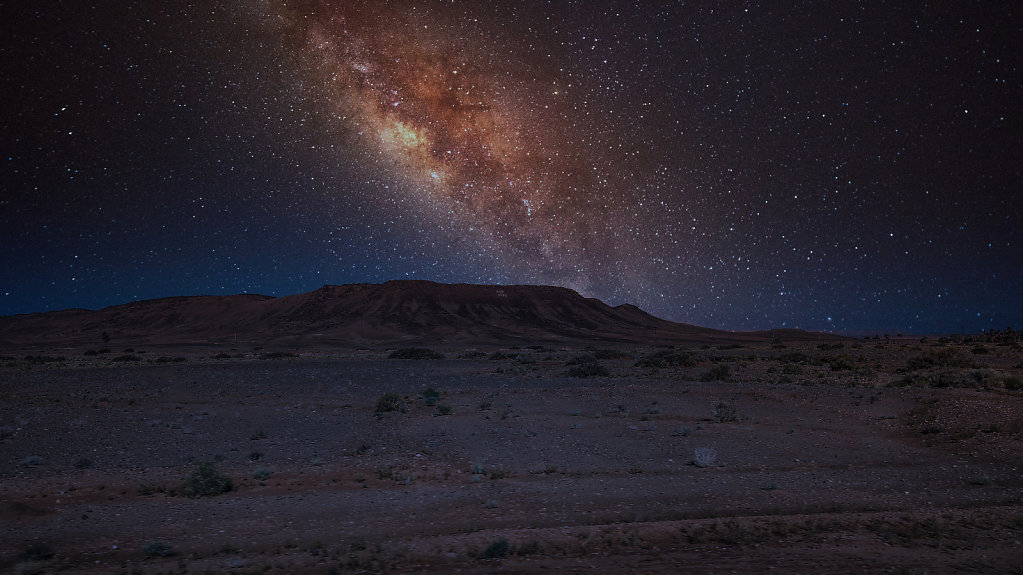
2;1;1020;334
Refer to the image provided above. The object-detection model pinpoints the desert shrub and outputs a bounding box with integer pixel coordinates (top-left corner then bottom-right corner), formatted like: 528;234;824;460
489;351;516;360
18;543;54;562
144;541;174;557
635;349;697;369
566;361;609;378
21;455;44;467
565;354;597;366
83;349;98;356
481;538;510;559
155;356;186;363
258;351;296;360
421;387;440;405
179;461;233;497
713;401;738;422
459;351;488;359
591;348;630;360
817;343;845;351
1004;376;1023;391
110;354;140;362
907;348;974;371
700;364;731;381
388;348;444;360
23;355;66;364
73;457;93;469
692;447;718;467
778;352;810;363
252;468;272;480
0;426;14;439
137;483;167;496
435;404;453;416
375;392;406;413
971;346;989;354
893;369;1001;389
516;539;541;556
829;354;858;371
213;353;232;359
781;363;805;375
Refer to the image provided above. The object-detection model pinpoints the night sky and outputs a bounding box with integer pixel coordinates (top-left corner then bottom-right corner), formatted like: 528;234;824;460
3;1;1021;334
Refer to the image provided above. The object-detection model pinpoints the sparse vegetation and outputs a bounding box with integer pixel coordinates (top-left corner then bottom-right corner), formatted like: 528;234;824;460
693;447;718;467
259;351;297;360
564;354;609;377
481;538;510;559
179;461;233;497
907;348;975;371
388;347;445;360
421;387;440;405
713;401;738;422
566;361;609;377
375;392;406;413
701;364;731;381
144;541;174;557
635;348;697;369
21;455;44;467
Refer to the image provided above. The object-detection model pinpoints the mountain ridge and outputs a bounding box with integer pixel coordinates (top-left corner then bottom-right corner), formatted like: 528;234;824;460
0;280;838;349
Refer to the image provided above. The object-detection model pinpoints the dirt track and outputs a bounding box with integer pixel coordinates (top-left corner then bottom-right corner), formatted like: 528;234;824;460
2;341;1022;573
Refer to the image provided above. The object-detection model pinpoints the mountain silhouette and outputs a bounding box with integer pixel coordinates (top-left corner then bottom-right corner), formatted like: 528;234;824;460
0;281;833;349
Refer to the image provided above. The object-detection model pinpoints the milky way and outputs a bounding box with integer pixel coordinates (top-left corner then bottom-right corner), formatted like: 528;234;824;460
2;1;1021;332
271;1;622;293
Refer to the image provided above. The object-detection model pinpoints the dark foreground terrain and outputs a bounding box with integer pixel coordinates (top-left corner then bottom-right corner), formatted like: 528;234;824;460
2;338;1022;574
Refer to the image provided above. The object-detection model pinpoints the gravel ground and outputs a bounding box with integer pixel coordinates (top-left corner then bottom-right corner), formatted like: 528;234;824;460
2;342;1022;573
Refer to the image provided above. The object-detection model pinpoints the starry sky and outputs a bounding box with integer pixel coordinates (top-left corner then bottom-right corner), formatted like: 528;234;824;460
2;1;1021;334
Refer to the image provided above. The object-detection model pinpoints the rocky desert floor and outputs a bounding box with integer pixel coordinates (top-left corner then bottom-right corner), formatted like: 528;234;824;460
2;338;1022;574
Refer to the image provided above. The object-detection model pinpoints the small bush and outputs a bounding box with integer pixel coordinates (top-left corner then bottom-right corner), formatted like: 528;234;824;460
375;392;406;413
252;468;272;480
635;349;697;369
388;348;444;360
481;538;510;559
18;543;54;561
566;361;609;378
258;352;297;360
907;348;974;371
700;364;731;382
144;541;174;558
421;387;440;405
110;354;140;362
1004;376;1023;391
829;354;857;371
692;447;718;467
713;401;738;422
180;461;233;497
435;404;453;416
591;348;630;360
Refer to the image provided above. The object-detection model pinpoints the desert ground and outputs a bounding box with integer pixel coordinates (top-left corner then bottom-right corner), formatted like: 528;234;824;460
2;337;1022;574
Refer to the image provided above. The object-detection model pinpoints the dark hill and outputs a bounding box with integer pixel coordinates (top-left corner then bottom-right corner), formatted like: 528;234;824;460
0;281;837;350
